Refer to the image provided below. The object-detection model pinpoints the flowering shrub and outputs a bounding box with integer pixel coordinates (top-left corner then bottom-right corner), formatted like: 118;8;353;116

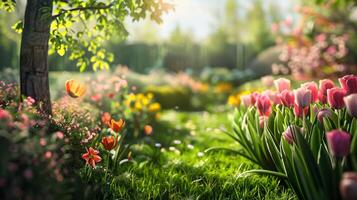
0;80;130;199
226;75;357;200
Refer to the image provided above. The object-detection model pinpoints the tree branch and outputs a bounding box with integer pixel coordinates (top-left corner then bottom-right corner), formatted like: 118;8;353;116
52;2;114;19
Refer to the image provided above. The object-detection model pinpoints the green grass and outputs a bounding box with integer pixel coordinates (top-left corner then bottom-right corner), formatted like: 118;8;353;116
111;111;296;199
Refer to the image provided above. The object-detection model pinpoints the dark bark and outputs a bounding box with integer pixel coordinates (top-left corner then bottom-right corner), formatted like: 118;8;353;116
20;0;53;114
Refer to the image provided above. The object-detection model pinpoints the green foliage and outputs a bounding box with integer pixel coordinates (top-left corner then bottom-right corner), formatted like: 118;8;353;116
0;0;173;72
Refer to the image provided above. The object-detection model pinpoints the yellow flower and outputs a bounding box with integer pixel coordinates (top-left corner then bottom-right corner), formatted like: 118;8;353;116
215;83;233;93
149;103;161;112
227;95;240;106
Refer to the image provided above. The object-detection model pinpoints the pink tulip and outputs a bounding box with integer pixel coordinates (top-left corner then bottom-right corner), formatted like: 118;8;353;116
279;89;295;107
240;94;252;107
294;87;312;108
250;92;260;105
344;94;357;118
340;172;357;200
302;82;318;103
259;116;268;128
274;78;291;93
294;103;309;118
339;75;357;94
326;129;351;157
256;95;272;117
263;90;281;105
283;125;302;144
327;88;347;109
317;108;333;122
319;79;335;103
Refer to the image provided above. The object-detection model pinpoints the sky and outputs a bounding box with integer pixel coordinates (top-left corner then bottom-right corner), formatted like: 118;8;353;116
126;0;296;42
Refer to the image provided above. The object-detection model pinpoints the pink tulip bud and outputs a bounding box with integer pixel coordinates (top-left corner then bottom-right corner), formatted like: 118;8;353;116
240;95;252;107
344;94;357;118
274;78;291;93
250;92;260;105
327;88;347;109
294;87;312;108
279;89;295;107
319;79;335;104
317;108;333;122
326;129;351;157
340;172;357;200
256;95;272;117
294;103;309;118
339;75;357;95
259;116;268;128
283;125;301;144
302;82;318;103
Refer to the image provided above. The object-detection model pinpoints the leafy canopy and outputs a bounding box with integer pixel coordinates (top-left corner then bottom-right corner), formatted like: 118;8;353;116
1;0;173;71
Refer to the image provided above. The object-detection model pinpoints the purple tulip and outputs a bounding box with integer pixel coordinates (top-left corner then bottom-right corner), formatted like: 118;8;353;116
340;172;357;200
294;87;312;108
344;94;357;118
326;130;351;157
317;108;333;123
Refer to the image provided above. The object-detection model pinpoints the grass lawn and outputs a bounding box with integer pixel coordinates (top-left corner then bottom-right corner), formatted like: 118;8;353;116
112;111;296;199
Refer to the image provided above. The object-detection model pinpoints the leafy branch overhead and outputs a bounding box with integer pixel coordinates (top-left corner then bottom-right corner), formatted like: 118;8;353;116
3;0;174;72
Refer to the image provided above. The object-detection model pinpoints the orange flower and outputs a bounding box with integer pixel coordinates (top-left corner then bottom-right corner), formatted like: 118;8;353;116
82;147;102;168
101;112;111;124
101;135;118;151
65;79;86;98
108;119;125;133
144;125;153;136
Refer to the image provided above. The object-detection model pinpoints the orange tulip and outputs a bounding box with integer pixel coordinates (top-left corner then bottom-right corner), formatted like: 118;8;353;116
82;147;102;168
101;112;111;124
101;135;118;151
144;125;153;136
65;79;86;98
108;119;125;133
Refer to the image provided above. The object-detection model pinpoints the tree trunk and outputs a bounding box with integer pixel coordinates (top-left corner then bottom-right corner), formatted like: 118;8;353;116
20;0;53;114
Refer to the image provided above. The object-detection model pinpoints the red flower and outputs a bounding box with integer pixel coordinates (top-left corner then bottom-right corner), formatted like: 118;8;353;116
339;75;357;94
256;95;272;117
82;147;102;168
101;136;118;151
327;88;347;109
108;119;125;133
294;103;309;118
302;81;318;103
279;89;294;107
318;79;335;104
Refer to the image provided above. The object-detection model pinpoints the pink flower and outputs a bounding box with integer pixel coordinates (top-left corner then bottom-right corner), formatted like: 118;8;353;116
255;95;272;117
318;79;335;104
294;103;309;118
317;108;333;122
259;116;268;128
274;78;291;93
250;92;260;105
294;87;312;108
44;151;52;159
55;131;65;140
339;75;357;94
340;172;357;200
261;76;274;87
279;89;294;107
302;82;318;103
263;90;281;105
25;96;36;106
344;94;357;118
40;138;47;146
0;109;12;121
91;94;102;102
240;95;252;107
327;88;347;109
283;126;301;144
23;169;33;180
326;129;351;157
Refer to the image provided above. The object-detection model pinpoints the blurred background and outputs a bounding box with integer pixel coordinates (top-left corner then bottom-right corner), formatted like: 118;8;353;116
1;0;357;109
